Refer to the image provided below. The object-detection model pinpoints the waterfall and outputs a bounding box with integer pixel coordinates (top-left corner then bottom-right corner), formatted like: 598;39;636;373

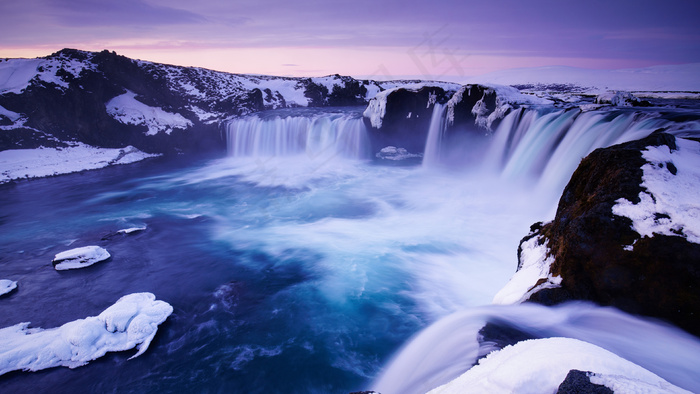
226;109;371;160
422;103;447;166
422;105;700;194
372;303;700;394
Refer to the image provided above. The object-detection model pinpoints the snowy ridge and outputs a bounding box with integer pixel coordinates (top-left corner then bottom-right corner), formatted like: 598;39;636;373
0;293;173;376
612;137;700;246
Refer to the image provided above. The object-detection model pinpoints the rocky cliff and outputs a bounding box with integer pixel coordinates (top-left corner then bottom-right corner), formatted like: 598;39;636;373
496;131;700;337
0;49;385;155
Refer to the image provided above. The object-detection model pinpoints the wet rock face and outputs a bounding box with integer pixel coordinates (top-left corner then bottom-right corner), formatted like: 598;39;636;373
363;85;453;154
556;370;613;394
528;131;700;337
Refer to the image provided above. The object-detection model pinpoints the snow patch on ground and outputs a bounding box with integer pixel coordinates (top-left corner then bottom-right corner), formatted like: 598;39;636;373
0;280;17;297
0;293;173;376
0;143;160;183
612;137;700;246
375;146;422;160
106;90;192;135
428;337;690;394
492;234;560;305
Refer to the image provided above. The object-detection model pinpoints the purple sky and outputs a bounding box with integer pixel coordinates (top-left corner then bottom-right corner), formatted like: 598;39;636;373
1;0;699;81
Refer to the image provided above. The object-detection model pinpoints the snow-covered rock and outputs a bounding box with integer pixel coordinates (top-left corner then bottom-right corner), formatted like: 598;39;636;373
0;292;173;376
0;280;17;297
52;246;111;271
445;84;551;132
503;131;700;337
375;146;422;161
492;227;560;305
428;337;690;394
612;137;700;245
363;82;460;129
595;91;650;107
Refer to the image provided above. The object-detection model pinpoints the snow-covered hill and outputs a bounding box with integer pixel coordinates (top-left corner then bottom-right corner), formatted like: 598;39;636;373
0;49;394;156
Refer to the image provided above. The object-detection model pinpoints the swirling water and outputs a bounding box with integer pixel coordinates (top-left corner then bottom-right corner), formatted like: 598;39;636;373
1;106;699;393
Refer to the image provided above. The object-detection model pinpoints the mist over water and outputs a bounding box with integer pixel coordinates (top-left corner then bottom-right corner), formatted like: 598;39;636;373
1;106;699;392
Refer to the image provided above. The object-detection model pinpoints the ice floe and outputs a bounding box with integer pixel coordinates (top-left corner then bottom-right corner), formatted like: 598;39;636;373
52;245;111;271
0;292;173;376
0;280;17;296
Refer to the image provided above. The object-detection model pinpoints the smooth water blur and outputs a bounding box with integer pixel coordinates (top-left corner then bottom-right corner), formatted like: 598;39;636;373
2;105;699;393
373;302;700;394
0;148;552;393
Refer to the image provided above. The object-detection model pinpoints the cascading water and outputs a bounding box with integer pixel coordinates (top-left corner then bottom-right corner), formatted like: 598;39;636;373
423;104;700;195
372;302;700;394
3;104;700;393
225;107;371;160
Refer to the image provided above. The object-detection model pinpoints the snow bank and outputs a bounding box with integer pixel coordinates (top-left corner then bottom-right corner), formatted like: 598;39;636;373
0;280;17;296
0;143;160;183
106;90;192;135
0;293;173;376
613;137;700;246
492;234;560;304
52;246;111;270
429;337;690;394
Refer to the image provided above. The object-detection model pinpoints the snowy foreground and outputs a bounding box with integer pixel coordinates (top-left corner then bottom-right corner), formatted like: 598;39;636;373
0;143;159;184
429;337;690;394
0;293;172;376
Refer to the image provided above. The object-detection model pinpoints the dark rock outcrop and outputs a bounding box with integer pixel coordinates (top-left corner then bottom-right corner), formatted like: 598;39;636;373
523;131;700;337
363;85;456;154
444;84;505;134
556;370;613;394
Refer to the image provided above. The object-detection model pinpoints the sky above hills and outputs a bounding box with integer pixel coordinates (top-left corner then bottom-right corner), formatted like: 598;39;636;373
1;0;699;82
